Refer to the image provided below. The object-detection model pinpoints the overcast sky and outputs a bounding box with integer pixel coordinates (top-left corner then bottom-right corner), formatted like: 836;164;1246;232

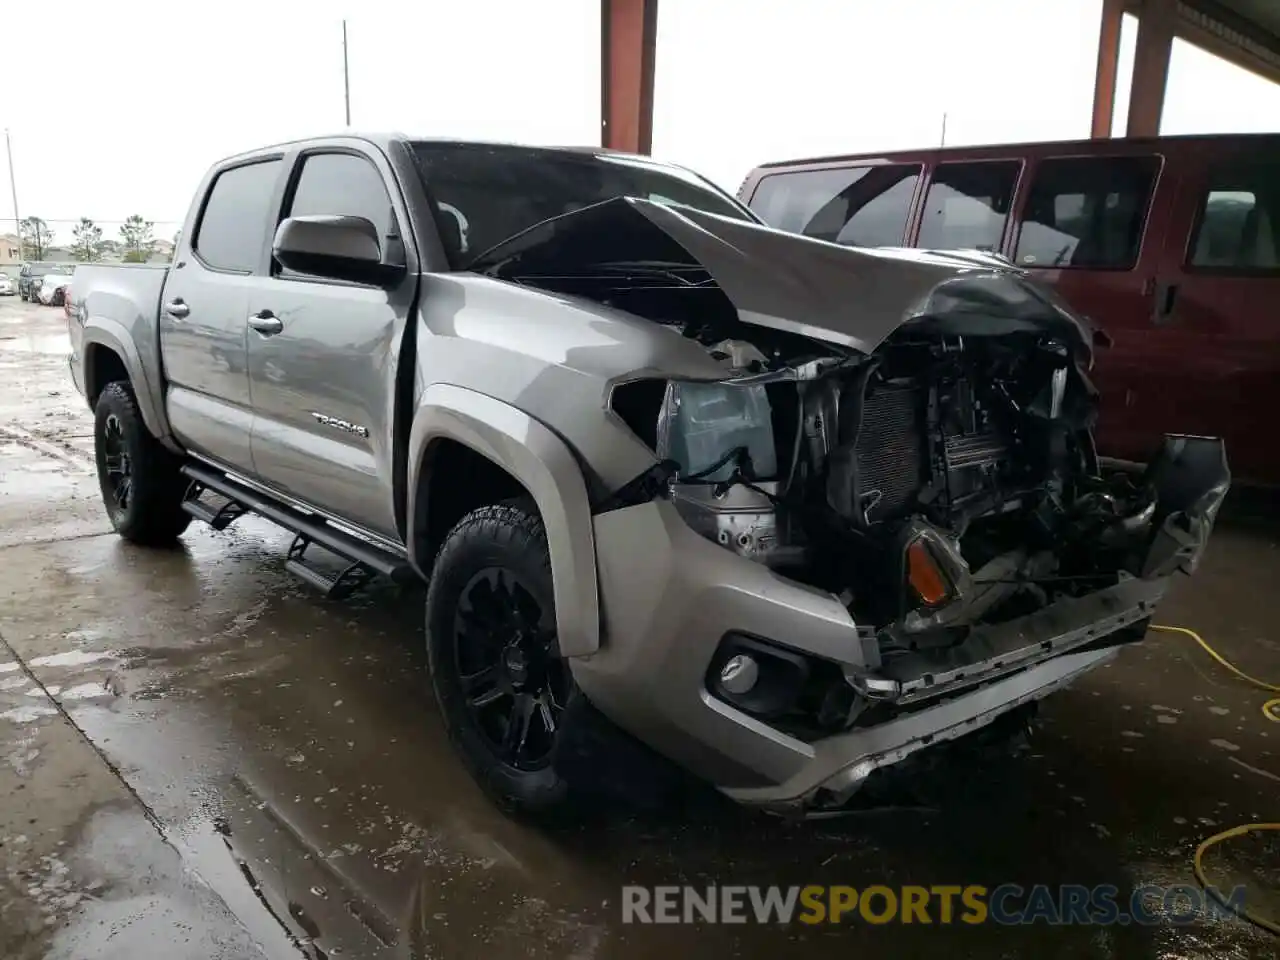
3;0;1279;238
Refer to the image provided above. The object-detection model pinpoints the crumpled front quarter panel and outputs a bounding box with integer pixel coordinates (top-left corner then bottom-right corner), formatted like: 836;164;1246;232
414;272;729;492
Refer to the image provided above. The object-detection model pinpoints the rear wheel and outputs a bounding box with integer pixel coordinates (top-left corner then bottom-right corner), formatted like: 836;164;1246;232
425;501;574;816
93;381;191;545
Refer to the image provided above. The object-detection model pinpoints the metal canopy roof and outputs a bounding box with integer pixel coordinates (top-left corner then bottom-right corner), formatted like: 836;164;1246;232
1132;0;1280;84
599;0;1280;156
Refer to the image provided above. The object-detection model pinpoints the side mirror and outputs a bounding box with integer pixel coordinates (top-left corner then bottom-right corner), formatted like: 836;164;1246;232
272;215;405;286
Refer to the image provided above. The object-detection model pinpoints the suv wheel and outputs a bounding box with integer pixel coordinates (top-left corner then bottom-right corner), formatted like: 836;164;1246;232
93;381;191;545
425;501;574;815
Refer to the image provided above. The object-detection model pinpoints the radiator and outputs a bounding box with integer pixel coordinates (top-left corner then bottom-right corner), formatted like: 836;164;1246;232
854;382;924;523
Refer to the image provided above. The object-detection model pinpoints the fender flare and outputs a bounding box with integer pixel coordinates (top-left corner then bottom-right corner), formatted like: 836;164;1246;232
407;384;600;658
82;318;173;444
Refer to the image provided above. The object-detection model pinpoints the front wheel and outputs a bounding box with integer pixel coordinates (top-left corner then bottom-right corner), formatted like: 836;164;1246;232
93;382;191;545
425;502;575;816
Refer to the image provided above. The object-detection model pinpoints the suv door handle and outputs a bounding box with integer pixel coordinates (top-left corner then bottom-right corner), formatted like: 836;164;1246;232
164;299;190;319
1153;281;1179;325
247;310;283;336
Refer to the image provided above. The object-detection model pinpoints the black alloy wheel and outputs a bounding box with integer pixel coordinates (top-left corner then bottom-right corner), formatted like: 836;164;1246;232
425;501;576;814
452;566;569;771
100;412;132;518
92;381;190;545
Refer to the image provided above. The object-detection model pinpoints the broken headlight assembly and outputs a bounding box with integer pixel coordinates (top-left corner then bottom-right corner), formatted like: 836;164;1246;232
610;377;807;568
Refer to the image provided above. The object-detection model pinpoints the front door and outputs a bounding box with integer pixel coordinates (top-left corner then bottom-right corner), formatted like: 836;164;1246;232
245;146;417;541
1144;140;1280;484
160;157;285;473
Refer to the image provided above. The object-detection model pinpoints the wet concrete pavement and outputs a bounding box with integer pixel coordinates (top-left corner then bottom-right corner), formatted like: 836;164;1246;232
0;295;1276;958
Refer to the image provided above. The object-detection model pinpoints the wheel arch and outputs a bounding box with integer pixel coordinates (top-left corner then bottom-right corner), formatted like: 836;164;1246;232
81;320;173;446
408;384;600;658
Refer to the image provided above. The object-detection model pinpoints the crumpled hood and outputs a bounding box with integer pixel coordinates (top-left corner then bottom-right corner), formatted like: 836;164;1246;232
470;196;1096;359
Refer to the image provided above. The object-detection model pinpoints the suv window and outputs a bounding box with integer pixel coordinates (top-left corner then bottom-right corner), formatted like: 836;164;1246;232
194;159;282;273
1188;161;1280;272
1014;156;1159;269
918;161;1020;252
286;152;396;246
749;165;921;247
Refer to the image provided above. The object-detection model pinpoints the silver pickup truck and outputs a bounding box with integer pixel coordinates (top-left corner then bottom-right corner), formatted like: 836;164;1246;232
67;134;1228;817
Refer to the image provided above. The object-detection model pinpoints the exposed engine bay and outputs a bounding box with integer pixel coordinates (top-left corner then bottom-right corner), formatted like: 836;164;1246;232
615;327;1169;633
475;195;1229;703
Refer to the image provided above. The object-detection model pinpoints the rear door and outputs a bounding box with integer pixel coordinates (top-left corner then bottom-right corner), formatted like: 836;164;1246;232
245;144;417;540
1008;148;1171;463
160;157;285;472
1144;139;1280;484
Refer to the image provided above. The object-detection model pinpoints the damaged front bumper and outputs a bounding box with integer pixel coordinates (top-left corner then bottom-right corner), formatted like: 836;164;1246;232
570;435;1228;814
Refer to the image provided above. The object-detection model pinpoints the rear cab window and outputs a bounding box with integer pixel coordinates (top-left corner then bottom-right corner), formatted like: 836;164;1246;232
1014;156;1160;269
918;161;1020;253
193;159;283;273
748;164;922;246
1187;158;1280;273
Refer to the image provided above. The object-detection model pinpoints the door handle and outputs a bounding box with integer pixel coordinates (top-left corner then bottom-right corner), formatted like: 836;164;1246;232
247;310;283;336
164;299;190;319
1153;281;1178;325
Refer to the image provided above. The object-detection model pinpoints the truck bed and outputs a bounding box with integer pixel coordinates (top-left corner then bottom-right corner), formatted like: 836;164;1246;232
67;262;171;432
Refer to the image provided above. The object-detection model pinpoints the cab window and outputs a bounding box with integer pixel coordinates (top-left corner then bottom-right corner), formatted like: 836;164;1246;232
748;164;921;247
1014;156;1160;269
194;159;283;273
1187;160;1280;273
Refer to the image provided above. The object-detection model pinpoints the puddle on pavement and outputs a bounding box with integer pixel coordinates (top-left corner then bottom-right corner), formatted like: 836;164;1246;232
39;806;282;960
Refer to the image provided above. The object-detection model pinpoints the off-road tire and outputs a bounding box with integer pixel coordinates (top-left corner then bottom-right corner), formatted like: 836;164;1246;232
93;381;191;545
425;501;574;817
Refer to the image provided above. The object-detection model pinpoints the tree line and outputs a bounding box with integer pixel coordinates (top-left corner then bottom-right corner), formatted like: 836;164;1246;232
19;216;179;263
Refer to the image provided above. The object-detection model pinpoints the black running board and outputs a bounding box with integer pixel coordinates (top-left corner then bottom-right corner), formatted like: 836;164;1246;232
181;463;414;598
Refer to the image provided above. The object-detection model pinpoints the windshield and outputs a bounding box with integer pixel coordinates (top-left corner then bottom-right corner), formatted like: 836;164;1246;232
23;262;58;276
410;142;756;265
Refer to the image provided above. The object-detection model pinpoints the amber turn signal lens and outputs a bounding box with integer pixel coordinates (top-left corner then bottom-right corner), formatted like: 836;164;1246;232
907;539;951;607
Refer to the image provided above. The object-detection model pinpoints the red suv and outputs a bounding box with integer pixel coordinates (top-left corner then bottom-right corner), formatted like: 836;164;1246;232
739;134;1280;485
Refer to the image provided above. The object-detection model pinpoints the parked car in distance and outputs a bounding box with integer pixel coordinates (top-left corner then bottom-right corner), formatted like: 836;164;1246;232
739;133;1280;486
67;135;1227;818
36;271;74;306
0;276;14;296
19;261;72;301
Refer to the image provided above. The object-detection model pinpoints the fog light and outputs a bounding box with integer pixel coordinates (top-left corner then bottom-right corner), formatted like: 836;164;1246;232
710;634;811;720
718;654;759;695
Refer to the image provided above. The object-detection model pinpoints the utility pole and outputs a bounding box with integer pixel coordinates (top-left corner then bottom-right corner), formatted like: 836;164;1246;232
939;112;948;148
4;129;19;251
342;20;352;127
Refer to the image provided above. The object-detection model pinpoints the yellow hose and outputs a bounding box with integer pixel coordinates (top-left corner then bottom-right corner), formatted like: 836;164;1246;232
1192;824;1280;936
1150;624;1279;936
1150;624;1280;723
